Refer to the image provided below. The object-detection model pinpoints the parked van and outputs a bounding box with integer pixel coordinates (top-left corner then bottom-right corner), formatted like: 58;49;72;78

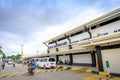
36;57;56;69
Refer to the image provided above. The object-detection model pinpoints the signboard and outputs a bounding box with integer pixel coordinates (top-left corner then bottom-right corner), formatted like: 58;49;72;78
106;61;110;68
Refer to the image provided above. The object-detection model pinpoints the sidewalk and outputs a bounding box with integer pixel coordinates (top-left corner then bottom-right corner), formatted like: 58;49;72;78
57;65;120;80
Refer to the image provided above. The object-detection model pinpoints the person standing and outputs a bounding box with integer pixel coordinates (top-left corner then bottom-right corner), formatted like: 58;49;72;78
1;61;5;70
13;62;15;67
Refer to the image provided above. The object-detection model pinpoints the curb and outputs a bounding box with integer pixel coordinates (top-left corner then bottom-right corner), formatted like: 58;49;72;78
57;66;92;72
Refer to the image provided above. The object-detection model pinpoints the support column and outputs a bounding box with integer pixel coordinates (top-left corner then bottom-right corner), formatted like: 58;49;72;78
53;40;58;52
64;34;72;49
56;55;59;64
69;54;73;65
91;51;96;67
96;46;104;71
84;26;92;39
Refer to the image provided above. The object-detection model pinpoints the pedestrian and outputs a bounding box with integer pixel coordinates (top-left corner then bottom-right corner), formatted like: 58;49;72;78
13;62;15;67
1;61;5;70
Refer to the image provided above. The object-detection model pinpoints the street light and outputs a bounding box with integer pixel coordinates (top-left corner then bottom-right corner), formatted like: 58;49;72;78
20;45;24;59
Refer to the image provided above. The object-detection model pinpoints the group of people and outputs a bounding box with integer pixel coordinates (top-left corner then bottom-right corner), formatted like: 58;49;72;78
57;59;70;65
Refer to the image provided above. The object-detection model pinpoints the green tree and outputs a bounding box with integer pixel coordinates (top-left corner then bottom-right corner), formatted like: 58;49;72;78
10;55;16;60
2;53;6;58
16;54;21;59
7;54;21;60
0;46;6;58
0;46;3;53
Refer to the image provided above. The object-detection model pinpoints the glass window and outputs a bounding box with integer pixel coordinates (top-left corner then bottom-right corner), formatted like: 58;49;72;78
49;58;55;62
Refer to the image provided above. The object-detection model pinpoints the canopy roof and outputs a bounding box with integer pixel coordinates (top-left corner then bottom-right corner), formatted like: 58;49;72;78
43;8;120;44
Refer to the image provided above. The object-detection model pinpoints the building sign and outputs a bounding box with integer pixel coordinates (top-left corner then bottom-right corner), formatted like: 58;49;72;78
106;61;110;68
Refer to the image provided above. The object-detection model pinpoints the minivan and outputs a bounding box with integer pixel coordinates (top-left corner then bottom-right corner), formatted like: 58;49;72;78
36;57;56;69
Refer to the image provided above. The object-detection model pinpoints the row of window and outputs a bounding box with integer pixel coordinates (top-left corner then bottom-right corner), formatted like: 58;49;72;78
48;17;120;45
48;37;91;49
48;41;67;49
48;28;120;49
114;29;120;32
101;44;120;50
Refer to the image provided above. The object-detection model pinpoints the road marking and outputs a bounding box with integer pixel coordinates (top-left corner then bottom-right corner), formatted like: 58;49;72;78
58;69;62;71
16;71;27;76
35;70;43;74
7;73;19;77
42;70;47;73
47;69;53;72
0;73;11;78
53;69;58;72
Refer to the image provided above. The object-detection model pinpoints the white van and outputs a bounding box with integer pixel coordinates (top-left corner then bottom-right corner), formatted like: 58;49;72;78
36;57;56;69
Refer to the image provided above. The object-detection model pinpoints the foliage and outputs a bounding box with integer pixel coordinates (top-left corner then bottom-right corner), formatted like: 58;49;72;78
7;54;21;60
0;46;21;60
0;46;6;58
2;53;6;58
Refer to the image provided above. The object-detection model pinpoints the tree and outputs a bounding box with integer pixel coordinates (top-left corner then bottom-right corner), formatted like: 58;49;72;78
6;54;21;60
0;46;6;58
2;53;6;58
0;46;3;54
16;54;21;59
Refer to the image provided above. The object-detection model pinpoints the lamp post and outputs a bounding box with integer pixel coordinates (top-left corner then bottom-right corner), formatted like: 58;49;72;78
20;45;24;59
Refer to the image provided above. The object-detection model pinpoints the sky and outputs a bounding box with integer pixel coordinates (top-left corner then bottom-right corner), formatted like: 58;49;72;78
0;0;120;56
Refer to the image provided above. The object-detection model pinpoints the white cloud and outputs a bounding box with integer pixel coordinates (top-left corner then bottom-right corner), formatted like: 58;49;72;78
22;8;104;56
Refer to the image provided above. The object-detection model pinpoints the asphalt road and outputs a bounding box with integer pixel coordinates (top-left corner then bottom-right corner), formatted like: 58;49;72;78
0;63;94;80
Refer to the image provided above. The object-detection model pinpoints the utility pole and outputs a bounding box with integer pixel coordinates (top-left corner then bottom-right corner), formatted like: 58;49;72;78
20;45;24;58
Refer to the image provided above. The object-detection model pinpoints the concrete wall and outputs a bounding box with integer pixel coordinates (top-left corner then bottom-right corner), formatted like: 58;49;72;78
91;20;120;37
102;48;120;74
70;32;89;43
73;54;92;64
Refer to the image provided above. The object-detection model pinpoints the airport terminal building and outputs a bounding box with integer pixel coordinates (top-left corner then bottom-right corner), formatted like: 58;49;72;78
43;8;120;75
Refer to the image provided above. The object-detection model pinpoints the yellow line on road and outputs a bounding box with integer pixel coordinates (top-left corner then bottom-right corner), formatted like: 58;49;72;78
42;70;47;73
7;73;19;77
16;71;27;76
53;69;58;72
58;69;62;71
35;70;43;74
0;73;11;78
47;69;53;72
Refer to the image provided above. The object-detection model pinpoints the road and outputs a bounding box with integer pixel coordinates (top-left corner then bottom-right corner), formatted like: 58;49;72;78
0;63;94;80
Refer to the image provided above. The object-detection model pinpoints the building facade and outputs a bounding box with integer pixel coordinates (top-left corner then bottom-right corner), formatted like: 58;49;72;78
43;8;120;75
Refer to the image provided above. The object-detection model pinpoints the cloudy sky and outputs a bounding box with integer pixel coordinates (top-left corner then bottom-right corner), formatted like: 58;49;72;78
0;0;120;56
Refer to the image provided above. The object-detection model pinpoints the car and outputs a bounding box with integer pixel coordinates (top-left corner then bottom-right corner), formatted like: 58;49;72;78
36;57;56;69
8;60;14;65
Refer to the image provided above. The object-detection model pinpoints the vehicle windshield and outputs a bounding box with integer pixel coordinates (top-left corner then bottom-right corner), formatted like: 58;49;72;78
49;58;55;62
9;60;13;62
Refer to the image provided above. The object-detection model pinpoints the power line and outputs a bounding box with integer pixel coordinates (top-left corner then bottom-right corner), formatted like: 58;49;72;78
0;43;19;53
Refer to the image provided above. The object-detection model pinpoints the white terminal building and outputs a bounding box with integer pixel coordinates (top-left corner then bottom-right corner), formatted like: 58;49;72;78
25;8;120;75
